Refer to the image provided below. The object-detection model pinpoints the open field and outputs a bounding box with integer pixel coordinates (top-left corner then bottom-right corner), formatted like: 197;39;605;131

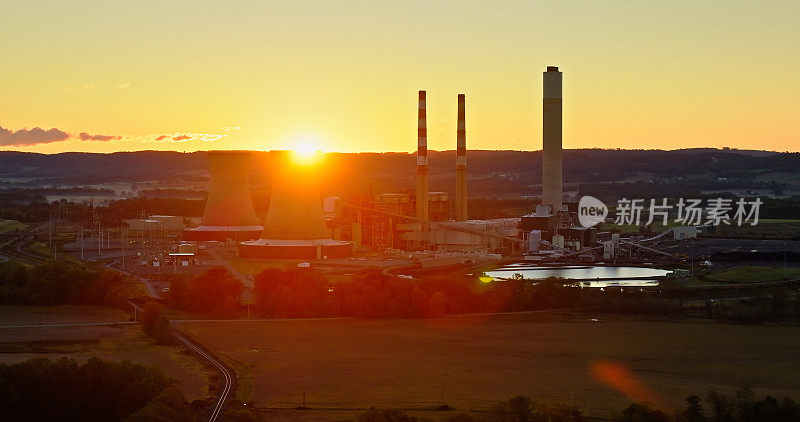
0;304;130;326
705;266;800;283
0;305;209;401
717;219;800;237
0;219;27;233
181;314;800;420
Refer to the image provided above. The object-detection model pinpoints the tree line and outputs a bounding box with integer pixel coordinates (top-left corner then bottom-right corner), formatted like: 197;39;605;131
250;268;686;319
156;266;800;323
350;388;800;422
0;260;136;307
0;357;194;421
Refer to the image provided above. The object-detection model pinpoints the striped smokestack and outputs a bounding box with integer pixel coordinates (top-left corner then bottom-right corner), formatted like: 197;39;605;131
542;66;563;214
455;93;467;221
416;90;429;220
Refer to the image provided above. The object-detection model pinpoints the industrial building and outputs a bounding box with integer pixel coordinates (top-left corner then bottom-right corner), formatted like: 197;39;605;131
192;67;671;264
125;215;185;232
182;151;263;241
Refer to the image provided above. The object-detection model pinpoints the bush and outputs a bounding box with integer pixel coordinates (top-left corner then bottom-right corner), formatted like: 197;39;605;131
140;302;175;345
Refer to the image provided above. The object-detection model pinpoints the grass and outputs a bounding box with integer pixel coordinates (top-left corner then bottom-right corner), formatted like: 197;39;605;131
704;266;800;283
0;219;27;233
179;314;800;420
226;256;289;277
716;219;800;237
0;305;210;401
219;354;254;403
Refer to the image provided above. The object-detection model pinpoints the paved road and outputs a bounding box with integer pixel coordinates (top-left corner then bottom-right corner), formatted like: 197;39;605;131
206;246;254;288
0;321;137;329
107;261;162;298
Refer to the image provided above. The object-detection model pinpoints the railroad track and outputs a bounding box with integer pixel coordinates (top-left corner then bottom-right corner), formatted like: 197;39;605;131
3;224;236;421
0;227;47;265
127;299;236;422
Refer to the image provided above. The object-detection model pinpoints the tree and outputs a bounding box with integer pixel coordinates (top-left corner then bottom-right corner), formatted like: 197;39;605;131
140;302;174;345
0;357;189;421
621;403;669;422
165;267;243;317
680;395;704;422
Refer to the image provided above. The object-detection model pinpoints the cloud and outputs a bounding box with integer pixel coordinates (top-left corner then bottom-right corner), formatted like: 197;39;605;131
115;82;131;90
79;132;121;141
0;126;70;146
83;84;95;90
1;125;226;148
152;133;225;143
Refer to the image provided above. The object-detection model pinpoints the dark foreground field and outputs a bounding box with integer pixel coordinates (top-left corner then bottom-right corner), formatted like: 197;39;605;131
180;314;800;420
0;305;209;401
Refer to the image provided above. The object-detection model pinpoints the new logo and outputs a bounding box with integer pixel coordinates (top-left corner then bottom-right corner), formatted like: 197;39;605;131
578;196;607;228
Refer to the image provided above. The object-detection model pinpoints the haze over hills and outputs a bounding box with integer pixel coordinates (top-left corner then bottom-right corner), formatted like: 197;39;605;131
1;148;798;200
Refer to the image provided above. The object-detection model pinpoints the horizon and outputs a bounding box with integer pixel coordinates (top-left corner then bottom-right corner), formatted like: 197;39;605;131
2;0;799;154
0;146;794;156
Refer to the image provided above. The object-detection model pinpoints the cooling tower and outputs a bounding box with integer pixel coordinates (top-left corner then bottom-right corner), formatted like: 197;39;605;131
182;151;262;241
455;93;468;221
542;66;563;214
239;150;351;259
416;90;429;220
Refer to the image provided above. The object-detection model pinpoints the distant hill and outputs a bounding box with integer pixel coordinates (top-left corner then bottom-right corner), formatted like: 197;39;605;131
1;148;799;198
672;147;780;157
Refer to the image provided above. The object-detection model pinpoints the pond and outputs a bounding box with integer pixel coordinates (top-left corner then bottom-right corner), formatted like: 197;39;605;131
483;264;671;287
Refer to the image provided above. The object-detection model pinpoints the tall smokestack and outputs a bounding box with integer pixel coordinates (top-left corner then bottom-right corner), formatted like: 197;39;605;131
416;90;429;220
455;93;467;221
542;66;563;214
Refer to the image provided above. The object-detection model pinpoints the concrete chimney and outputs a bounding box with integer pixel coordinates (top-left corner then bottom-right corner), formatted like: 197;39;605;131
455;93;467;221
542;66;563;214
416;90;429;220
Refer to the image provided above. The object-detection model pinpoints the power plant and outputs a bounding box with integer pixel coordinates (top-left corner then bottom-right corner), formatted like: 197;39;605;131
177;66;626;264
182;151;263;241
239;150;352;259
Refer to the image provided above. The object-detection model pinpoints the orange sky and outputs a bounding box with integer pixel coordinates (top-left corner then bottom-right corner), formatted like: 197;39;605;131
1;0;798;153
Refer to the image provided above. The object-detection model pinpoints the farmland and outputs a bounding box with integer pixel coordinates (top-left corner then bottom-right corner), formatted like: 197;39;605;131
180;313;800;420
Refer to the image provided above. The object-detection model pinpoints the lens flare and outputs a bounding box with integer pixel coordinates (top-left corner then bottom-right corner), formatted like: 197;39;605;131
290;137;322;165
590;360;662;407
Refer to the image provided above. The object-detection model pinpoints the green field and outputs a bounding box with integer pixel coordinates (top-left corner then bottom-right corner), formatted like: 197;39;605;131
717;219;800;237
705;266;800;283
180;314;800;420
0;219;27;233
